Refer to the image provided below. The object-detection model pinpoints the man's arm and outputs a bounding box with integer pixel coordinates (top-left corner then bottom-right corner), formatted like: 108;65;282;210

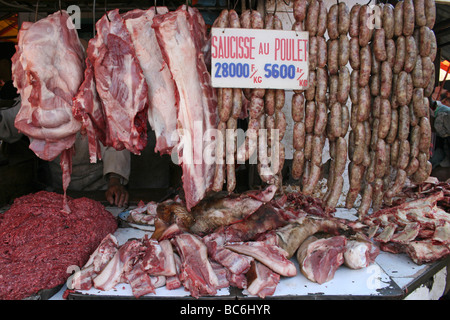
0;98;22;143
102;147;131;207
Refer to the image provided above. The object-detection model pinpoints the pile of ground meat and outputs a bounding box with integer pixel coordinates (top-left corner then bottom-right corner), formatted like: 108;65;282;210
0;191;117;299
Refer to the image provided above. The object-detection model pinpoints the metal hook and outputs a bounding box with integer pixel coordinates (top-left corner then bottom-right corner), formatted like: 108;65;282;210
59;0;62;15
93;0;96;37
34;0;39;22
105;0;110;22
154;0;158;14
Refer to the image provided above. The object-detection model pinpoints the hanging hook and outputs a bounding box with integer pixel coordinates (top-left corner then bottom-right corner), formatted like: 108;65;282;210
34;0;39;22
154;0;158;14
93;0;96;37
273;0;278;15
59;0;62;15
105;0;110;22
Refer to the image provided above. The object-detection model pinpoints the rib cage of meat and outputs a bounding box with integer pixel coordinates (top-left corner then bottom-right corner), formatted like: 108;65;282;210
123;7;179;155
74;9;149;160
153;6;218;211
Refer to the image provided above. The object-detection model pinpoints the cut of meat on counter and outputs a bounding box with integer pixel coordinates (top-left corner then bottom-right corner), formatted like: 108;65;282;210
153;6;218;211
11;11;85;212
363;191;450;264
0;191;117;300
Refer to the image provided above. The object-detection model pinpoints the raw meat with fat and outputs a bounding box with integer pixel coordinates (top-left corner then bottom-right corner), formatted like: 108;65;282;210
123;7;178;155
153;7;218;211
296;236;347;284
172;233;219;298
76;9;149;158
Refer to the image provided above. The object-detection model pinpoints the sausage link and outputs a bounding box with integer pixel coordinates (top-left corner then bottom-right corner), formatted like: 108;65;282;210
349;4;361;37
337;66;350;104
345;162;364;209
220;88;233;122
386;108;399;144
317;0;328;37
293;121;306;151
338;2;350;35
394;1;404;37
357;85;370;122
275;110;286;141
314;102;327;136
291;92;305;122
373;28;387;61
403;0;415;36
419;117;431;153
372;178;384;212
412;58;424;88
292;150;305;180
305;0;319;36
398;105;410;141
326;175;343;209
385;169;407;199
329;102;342;138
264;89;275;116
231;88;242;119
359;5;372;47
327;39;339;75
212;121;227;191
293;0;307;22
404;36;417;73
350;70;359;104
358;183;373;219
349;37;360;70
414;0;427;27
383;4;395;39
305;101;316;133
425;0;436;29
327;4;339;40
412;88;427;118
378;99;392;139
302;163;321;195
339;35;350;67
309;36;318;70
305;70;316;101
410;125;421;158
359;45;372;87
385;39;396;69
394;36;406;74
315;67;328;102
397;139;411;170
317;37;327;68
396;71;408;106
380;61;393;99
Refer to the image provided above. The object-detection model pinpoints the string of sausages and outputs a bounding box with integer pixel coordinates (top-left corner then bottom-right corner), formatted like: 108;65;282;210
213;9;287;193
211;0;437;218
291;0;436;218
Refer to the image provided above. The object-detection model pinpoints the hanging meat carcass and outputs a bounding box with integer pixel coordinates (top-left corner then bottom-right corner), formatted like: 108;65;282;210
11;11;85;212
152;6;218;211
122;7;179;155
73;9;149;161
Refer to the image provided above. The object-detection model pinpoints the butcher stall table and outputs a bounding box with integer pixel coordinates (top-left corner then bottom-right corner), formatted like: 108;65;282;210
32;189;448;301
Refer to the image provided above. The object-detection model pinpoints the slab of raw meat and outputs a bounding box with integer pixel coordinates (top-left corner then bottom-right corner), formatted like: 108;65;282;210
11;10;84;161
344;235;380;269
153;6;218;211
245;261;280;298
225;241;297;277
123;7;178;155
81;9;149;156
172;233;219;298
93;239;144;291
296;235;347;284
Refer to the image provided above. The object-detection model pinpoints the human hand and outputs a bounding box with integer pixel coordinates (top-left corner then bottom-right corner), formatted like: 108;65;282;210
105;176;129;207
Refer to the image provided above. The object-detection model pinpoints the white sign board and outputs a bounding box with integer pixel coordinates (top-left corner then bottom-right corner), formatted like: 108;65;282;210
210;28;309;90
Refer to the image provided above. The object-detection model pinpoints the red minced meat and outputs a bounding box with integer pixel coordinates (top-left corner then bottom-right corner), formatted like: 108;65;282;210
0;191;117;300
